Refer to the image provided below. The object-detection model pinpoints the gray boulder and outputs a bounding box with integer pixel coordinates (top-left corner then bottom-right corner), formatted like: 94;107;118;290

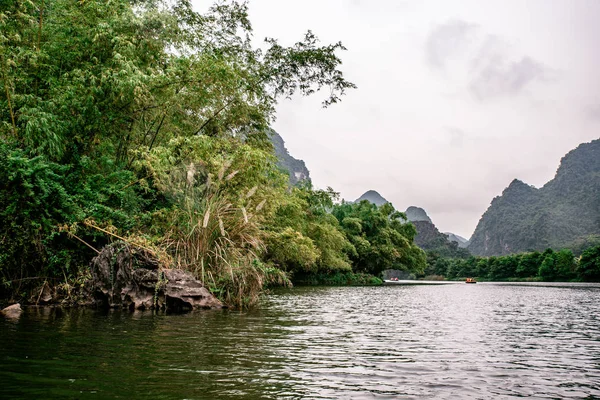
1;303;22;319
89;242;223;311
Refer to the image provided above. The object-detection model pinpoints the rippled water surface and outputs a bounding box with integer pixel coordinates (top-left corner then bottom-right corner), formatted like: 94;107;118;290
2;283;600;399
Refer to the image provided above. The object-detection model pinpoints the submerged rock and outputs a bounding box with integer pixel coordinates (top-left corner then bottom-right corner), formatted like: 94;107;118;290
1;303;22;319
89;242;223;311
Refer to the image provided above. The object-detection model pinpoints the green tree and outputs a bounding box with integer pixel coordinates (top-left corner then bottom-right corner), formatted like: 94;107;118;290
554;249;576;281
516;251;541;278
475;257;490;278
332;200;426;276
264;185;353;277
578;245;600;281
445;259;459;279
434;257;452;277
488;256;518;280
455;257;477;278
538;249;557;281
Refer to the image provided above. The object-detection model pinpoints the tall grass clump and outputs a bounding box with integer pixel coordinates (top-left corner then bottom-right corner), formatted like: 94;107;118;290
141;137;291;308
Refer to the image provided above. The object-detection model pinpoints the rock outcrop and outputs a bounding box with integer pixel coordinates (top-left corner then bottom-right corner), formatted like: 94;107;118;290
88;242;223;311
270;130;311;186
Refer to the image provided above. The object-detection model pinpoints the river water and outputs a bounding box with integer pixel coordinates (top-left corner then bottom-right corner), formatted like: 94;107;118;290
1;282;600;399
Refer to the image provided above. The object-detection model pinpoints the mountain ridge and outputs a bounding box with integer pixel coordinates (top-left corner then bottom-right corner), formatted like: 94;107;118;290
468;139;600;256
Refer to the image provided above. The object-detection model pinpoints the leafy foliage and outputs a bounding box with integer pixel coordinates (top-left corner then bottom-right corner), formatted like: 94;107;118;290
138;135;290;307
264;184;353;276
264;187;427;284
332;200;427;276
427;246;598;282
0;141;75;286
0;0;359;307
578;245;600;282
0;140;147;300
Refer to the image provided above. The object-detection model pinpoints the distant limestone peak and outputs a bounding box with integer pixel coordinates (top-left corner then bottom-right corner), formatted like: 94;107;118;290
553;138;600;182
507;178;527;188
504;179;537;195
404;206;432;223
468;138;600;256
355;190;389;206
444;232;470;248
269;130;311;186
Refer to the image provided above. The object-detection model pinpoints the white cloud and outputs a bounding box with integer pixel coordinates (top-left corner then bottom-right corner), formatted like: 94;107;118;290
426;20;478;68
426;22;556;101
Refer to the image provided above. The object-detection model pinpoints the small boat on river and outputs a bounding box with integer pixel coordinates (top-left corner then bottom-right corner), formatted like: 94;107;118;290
465;278;477;284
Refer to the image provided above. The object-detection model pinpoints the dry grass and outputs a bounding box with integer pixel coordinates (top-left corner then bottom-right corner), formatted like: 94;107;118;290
159;161;290;308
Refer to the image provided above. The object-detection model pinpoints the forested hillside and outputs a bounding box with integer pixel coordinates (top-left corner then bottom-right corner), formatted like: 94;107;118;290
469;139;600;256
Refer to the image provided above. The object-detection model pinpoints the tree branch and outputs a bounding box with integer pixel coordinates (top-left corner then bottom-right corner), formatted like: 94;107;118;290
194;98;235;136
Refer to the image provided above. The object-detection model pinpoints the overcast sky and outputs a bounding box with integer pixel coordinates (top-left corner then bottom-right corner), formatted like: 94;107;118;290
204;1;600;238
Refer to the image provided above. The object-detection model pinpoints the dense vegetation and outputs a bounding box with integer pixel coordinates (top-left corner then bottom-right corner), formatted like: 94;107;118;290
332;201;426;275
423;245;600;282
0;0;426;308
469;139;600;256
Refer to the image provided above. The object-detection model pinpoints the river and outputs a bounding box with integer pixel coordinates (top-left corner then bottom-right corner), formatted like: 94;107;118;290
1;282;600;399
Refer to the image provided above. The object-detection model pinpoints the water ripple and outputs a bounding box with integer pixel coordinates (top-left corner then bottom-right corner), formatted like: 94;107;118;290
1;283;600;399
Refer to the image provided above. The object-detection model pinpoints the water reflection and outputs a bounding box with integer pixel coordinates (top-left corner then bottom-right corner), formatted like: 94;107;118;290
1;283;600;399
